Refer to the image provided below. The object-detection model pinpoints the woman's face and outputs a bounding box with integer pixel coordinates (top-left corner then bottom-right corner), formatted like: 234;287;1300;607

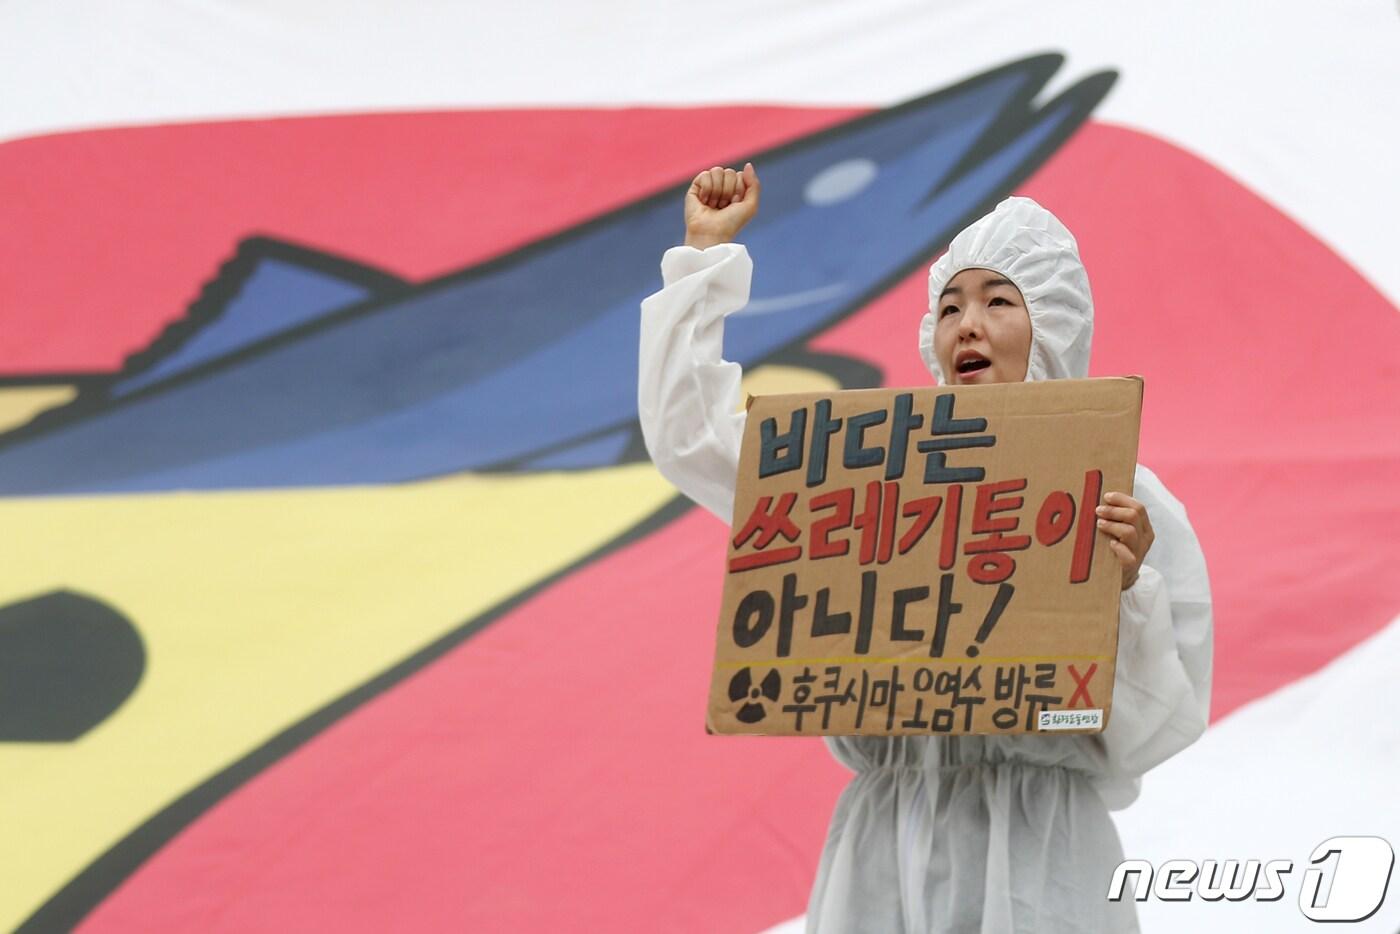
933;267;1033;385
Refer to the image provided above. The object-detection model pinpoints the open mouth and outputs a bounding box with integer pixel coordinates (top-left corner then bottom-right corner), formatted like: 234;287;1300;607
957;355;992;375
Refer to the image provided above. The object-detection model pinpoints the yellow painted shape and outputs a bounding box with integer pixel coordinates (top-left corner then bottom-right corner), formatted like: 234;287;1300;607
0;385;77;433
738;364;841;410
0;464;674;930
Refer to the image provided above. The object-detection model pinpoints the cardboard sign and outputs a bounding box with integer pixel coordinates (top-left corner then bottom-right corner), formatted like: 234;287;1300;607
706;377;1143;736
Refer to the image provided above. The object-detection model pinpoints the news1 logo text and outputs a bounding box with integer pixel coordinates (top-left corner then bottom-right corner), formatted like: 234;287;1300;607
1108;836;1394;923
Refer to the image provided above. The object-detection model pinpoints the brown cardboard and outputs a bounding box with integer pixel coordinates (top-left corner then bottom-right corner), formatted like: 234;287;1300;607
707;377;1143;736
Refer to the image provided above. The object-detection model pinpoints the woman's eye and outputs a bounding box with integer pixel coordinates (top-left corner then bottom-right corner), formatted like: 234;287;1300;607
940;304;959;318
989;296;1008;306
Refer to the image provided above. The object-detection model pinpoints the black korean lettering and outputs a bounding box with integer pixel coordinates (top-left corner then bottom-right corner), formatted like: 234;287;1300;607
917;393;997;484
854;570;878;654
843;408;888;470
759;407;807;478
884;392;924;481
733;589;775;648
805;398;843;487
810;587;852;638
775;573;808;658
890;585;930;642
928;572;963;658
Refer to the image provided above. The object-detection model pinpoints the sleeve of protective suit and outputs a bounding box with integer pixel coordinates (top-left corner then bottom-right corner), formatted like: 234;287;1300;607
637;243;751;525
1089;464;1215;807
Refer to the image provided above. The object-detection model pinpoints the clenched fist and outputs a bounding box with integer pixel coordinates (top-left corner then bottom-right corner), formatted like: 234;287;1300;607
684;162;760;249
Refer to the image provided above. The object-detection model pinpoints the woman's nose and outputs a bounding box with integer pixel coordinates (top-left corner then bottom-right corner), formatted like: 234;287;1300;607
958;304;985;339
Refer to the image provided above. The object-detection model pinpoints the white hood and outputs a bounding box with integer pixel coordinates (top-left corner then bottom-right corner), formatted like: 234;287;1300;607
918;196;1093;384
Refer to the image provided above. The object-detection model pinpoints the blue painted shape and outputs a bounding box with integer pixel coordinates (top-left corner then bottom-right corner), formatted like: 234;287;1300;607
514;428;635;472
109;258;379;398
0;57;1111;495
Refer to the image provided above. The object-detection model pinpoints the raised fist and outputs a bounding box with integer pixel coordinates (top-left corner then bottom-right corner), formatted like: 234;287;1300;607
684;162;760;249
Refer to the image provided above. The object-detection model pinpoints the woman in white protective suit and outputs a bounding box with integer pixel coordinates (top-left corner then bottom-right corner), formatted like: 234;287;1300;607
638;163;1213;934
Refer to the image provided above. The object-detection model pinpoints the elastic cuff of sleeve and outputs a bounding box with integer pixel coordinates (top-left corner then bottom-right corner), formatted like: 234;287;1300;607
1117;565;1164;659
660;242;746;283
1121;563;1163;607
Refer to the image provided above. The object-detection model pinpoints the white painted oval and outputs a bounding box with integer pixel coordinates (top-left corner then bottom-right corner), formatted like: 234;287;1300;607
803;158;879;206
736;282;847;316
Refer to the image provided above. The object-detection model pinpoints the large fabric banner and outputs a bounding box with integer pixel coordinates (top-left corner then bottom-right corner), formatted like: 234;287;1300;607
2;2;1397;931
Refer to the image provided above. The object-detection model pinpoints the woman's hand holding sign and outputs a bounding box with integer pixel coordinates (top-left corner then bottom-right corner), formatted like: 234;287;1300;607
684;163;760;249
1097;492;1155;591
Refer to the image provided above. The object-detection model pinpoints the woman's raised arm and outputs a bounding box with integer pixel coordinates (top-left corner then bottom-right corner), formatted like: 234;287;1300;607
637;165;761;524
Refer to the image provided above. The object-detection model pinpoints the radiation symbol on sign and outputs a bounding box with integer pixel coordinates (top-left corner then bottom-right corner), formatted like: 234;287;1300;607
728;668;782;724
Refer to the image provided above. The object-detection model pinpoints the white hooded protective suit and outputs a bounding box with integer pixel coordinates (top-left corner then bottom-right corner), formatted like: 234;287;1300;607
638;196;1213;934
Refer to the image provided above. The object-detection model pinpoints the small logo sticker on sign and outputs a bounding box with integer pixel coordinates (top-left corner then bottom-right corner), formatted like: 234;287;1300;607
1039;709;1103;731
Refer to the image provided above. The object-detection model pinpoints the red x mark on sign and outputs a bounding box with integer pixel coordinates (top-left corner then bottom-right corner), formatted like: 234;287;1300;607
1067;663;1098;708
